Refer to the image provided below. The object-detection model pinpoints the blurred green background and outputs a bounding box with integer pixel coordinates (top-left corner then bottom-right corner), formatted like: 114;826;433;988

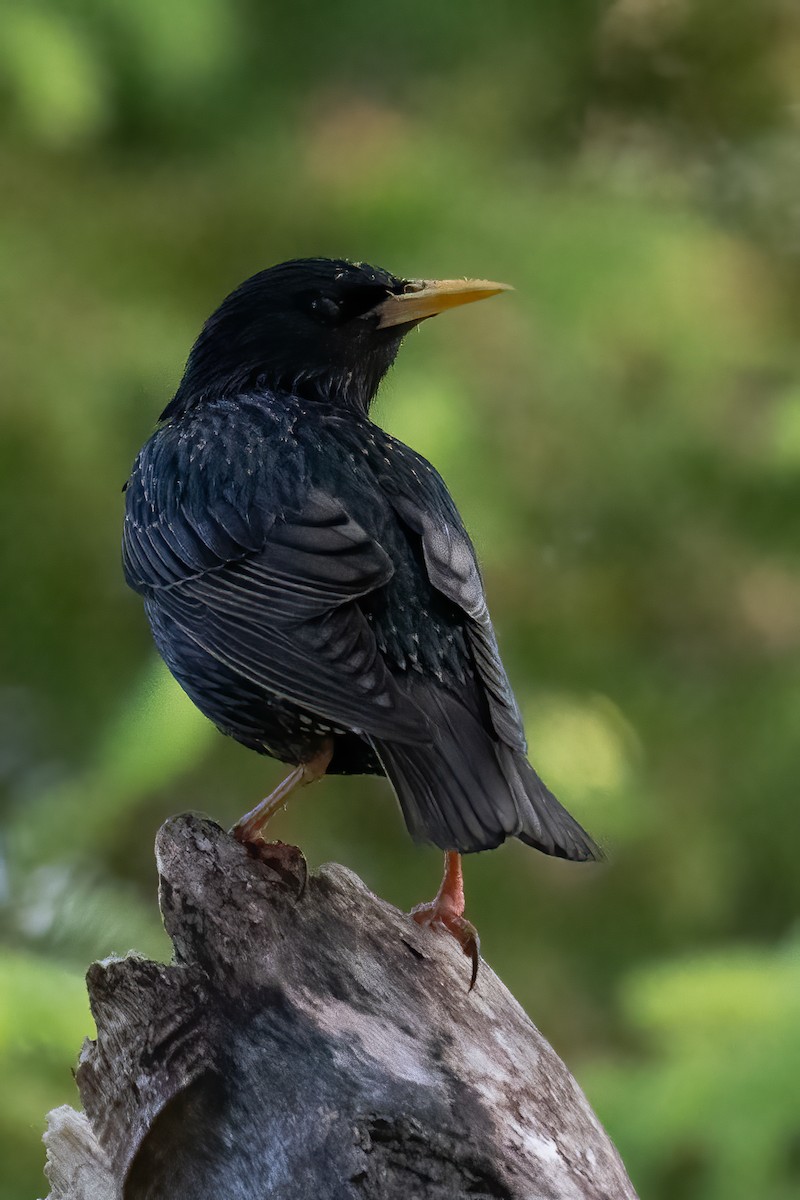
2;1;800;1196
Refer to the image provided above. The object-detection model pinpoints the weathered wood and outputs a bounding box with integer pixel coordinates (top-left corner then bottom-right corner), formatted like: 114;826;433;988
43;814;638;1200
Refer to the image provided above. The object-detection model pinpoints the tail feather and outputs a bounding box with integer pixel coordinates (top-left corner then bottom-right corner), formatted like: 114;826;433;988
371;687;601;860
497;745;600;861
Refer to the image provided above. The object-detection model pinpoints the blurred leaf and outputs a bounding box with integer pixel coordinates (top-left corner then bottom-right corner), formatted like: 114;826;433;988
0;948;92;1055
0;950;91;1200
584;939;800;1200
523;691;647;844
9;659;214;866
0;9;108;146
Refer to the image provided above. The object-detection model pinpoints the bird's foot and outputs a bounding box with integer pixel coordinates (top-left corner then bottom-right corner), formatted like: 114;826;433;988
239;837;308;899
411;901;481;990
410;851;480;990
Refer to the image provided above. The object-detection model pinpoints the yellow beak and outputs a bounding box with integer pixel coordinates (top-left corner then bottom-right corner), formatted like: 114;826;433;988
369;278;513;329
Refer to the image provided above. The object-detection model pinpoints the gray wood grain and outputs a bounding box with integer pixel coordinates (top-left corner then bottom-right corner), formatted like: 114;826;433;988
43;814;638;1200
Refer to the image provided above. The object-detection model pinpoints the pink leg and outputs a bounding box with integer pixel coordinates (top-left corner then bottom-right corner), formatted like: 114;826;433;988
232;741;333;846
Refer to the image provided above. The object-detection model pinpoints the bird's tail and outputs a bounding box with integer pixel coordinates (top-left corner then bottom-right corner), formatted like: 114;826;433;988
499;746;601;861
370;688;600;860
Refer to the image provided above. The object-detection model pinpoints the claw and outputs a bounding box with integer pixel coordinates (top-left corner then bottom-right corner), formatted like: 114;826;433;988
410;851;481;991
411;902;481;990
240;837;308;900
465;923;481;992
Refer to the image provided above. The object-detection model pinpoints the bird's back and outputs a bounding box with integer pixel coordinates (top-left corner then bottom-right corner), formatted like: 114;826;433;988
124;388;598;860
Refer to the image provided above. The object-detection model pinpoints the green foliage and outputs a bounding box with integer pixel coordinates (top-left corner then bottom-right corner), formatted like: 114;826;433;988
1;2;799;1196
585;940;800;1199
0;952;93;1200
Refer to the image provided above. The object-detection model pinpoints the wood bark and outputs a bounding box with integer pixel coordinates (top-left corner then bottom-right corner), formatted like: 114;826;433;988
42;813;638;1200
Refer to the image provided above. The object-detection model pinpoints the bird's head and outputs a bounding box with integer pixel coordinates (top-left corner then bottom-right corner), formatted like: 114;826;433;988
166;258;510;416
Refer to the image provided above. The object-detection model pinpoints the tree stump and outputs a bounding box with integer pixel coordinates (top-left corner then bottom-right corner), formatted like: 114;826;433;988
42;814;638;1200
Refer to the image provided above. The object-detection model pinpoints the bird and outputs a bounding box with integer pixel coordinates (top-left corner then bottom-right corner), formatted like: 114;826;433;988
122;257;600;986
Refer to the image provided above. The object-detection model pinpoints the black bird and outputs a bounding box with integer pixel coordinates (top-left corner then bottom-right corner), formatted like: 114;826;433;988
123;258;599;984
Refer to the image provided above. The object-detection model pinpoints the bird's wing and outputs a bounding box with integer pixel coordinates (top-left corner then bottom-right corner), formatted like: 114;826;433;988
123;430;430;745
381;448;528;753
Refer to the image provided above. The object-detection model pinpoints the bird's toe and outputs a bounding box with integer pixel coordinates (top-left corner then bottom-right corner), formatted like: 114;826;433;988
410;902;481;990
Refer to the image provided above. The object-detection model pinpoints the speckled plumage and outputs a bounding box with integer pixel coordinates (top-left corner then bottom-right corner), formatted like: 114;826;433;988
123;259;599;859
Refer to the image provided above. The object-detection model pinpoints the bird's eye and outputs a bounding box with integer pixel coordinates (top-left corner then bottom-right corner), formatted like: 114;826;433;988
309;295;343;324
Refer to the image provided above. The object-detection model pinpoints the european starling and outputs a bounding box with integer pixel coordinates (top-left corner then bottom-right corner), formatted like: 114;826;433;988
123;258;599;985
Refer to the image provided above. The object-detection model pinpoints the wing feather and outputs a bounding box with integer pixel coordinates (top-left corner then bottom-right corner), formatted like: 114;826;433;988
386;469;527;753
124;445;430;744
